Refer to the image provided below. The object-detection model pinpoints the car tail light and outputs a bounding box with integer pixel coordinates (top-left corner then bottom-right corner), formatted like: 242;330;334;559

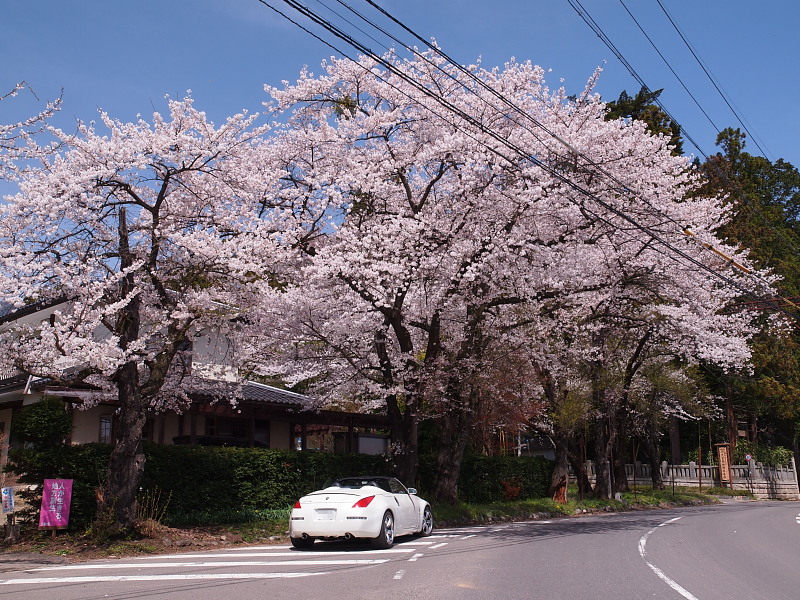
293;500;302;509
352;495;375;508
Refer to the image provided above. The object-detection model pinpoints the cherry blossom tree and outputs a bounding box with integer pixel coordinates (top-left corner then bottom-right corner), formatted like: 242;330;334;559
0;81;61;178
0;97;317;532
248;50;769;503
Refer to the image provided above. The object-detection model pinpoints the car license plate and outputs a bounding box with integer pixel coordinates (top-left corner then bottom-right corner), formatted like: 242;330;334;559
315;509;336;520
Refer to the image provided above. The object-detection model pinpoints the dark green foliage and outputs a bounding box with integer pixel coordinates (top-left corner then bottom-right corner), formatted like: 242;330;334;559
451;455;554;504
4;443;111;529
139;445;391;521
10;396;73;448
697;130;800;454
732;440;794;467
6;441;554;528
605;87;683;156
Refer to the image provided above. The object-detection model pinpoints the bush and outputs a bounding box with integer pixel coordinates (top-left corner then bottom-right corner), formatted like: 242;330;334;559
10;396;72;448
6;439;556;528
451;455;553;504
4;443;111;529
140;445;391;521
732;440;794;467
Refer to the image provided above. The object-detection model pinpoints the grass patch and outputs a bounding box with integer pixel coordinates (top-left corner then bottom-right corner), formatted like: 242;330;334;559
107;541;159;556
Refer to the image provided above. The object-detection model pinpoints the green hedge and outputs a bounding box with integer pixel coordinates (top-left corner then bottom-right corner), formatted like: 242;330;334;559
6;444;553;528
140;445;391;519
455;455;553;503
4;443;111;529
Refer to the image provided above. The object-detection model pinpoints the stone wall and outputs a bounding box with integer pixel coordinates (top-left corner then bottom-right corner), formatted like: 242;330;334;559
575;459;800;500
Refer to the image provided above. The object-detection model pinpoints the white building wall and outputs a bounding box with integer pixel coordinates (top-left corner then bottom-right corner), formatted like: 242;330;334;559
69;406;107;444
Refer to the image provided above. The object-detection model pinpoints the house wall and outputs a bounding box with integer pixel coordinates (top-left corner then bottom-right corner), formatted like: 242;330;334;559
0;407;11;476
191;329;237;381
70;405;105;444
270;420;291;450
154;413;181;445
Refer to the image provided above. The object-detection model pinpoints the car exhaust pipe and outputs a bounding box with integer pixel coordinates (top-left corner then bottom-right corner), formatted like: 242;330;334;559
344;533;353;540
302;533;310;539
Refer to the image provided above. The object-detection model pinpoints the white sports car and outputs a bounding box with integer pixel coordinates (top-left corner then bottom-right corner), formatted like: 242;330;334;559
289;476;434;549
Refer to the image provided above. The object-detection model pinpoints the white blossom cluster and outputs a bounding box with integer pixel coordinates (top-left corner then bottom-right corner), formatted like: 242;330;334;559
0;52;776;432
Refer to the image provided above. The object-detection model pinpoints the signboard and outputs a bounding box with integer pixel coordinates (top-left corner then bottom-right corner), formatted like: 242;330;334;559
1;487;14;514
38;479;73;529
716;444;732;483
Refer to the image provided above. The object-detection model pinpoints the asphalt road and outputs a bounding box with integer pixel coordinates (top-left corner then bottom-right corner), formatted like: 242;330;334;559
1;500;798;599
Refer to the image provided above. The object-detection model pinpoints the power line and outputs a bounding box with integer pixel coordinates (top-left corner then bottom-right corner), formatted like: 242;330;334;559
254;0;795;318
352;0;800;312
568;0;800;293
619;0;721;133
654;0;773;160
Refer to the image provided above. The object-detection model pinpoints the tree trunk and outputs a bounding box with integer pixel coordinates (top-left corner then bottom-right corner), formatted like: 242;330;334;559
613;409;629;493
593;415;611;499
644;428;665;490
99;362;147;533
567;436;592;499
432;401;472;505
97;206;145;535
646;447;665;490
725;392;737;456
669;416;681;465
388;396;419;486
549;430;570;502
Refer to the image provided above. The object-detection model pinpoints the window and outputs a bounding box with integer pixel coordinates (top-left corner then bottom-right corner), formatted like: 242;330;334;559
99;416;113;444
388;478;408;494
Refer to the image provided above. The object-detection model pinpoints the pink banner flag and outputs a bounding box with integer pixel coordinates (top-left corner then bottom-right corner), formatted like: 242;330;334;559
39;479;73;529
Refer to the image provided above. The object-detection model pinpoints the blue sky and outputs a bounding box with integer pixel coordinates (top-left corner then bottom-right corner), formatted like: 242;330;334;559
2;0;797;167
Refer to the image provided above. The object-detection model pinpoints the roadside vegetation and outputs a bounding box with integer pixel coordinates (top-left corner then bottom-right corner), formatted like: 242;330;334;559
1;485;753;562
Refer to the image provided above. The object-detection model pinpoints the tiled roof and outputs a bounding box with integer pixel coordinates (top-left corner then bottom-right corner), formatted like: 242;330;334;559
240;381;313;408
0;297;67;324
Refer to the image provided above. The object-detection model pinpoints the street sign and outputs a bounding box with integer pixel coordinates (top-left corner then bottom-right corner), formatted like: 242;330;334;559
716;444;732;482
745;454;753;462
1;486;14;514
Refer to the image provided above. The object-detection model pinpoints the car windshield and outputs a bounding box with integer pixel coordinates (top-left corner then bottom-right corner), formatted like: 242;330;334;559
335;477;393;492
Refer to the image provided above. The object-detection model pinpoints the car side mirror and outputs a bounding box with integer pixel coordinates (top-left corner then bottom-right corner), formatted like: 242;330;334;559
407;488;418;495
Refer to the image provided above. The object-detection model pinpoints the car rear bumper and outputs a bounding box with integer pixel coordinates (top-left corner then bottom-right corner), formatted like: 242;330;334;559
289;512;382;539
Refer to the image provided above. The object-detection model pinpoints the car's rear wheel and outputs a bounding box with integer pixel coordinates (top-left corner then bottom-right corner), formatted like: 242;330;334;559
371;511;394;549
417;505;433;536
291;536;315;549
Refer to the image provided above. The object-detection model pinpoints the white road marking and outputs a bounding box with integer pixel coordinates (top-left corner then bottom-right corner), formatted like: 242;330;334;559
401;540;436;545
462;534;476;540
33;559;388;571
408;553;424;562
428;542;448;550
141;548;414;559
393;569;406;580
2;572;326;584
638;517;700;600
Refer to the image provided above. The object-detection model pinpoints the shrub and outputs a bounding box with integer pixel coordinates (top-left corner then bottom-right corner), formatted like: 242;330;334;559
454;455;553;504
4;443;111;529
732;440;794;467
10;396;72;448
